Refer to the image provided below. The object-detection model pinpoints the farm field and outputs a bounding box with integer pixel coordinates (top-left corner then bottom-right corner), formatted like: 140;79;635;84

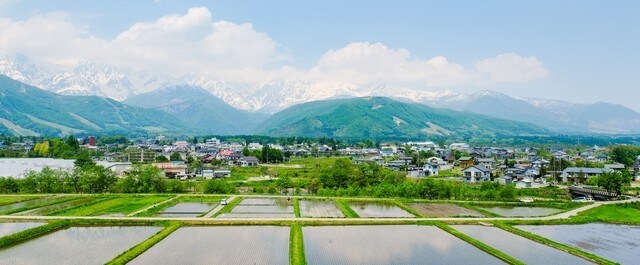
137;195;224;217
217;197;295;218
452;225;593;265
516;223;640;265
348;201;414;218
0;196;75;214
303;225;506;265
299;199;344;218
408;203;485;217
0;226;161;265
51;195;174;216
478;206;562;217
17;196;97;216
130;226;290;265
0;196;43;206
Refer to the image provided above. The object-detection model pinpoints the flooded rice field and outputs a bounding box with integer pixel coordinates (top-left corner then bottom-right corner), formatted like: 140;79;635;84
478;206;562;217
303;225;505;265
0;226;160;265
348;202;414;218
516;223;640;265
0;222;44;237
217;197;295;218
452;225;593;265
16;197;96;216
0;196;69;214
408;203;485;217
299;200;344;218
156;202;216;218
130;226;289;265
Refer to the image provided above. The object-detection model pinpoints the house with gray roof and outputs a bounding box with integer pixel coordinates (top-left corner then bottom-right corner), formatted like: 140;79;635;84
462;165;491;183
561;167;612;182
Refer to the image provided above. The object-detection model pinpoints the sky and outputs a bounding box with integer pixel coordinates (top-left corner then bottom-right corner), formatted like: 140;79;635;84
0;0;638;110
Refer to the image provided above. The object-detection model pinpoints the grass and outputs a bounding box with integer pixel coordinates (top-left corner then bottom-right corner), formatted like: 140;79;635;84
46;196;115;216
434;222;525;265
289;224;307;265
494;223;617;265
0;195;43;206
106;222;181;265
212;197;244;218
53;195;173;216
0;220;71;249
293;198;301;218
568;202;640;224
334;199;359;218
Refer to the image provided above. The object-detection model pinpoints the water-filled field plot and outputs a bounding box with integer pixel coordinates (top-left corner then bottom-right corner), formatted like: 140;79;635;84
478;206;562;217
130;226;290;265
303;225;505;265
0;196;43;206
157;202;217;217
516;223;640;265
0;226;160;265
452;225;593;265
408;203;485;217
0;222;44;237
299;200;344;218
52;195;173;216
16;197;96;216
0;196;74;214
348;201;414;218
217;197;295;218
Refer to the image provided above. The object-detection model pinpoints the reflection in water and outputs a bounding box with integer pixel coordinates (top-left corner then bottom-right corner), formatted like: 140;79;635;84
517;223;640;265
0;222;44;237
131;226;289;265
300;200;344;218
0;226;161;265
452;225;593;265
304;225;505;265
348;202;414;218
0;196;65;213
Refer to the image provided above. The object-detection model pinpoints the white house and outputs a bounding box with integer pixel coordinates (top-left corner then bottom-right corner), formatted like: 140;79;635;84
423;162;439;176
462;165;491;183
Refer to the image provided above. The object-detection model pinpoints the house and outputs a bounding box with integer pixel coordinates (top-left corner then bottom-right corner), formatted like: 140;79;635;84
561;167;613;182
476;158;495;170
604;163;625;171
386;160;409;169
423;162;439;176
239;156;260;167
202;169;215;179
515;179;532;189
458;157;474;168
531;159;549;168
462;165;491;183
105;163;133;177
214;170;232;178
449;143;470;152
634;157;640;176
497;176;513;185
152;162;189;178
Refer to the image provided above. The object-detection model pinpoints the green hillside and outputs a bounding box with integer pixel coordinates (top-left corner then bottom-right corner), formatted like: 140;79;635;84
255;97;551;139
124;85;269;135
0;75;185;136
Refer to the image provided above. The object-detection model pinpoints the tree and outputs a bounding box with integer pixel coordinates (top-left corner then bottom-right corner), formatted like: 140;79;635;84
597;171;632;195
170;152;182;161
276;173;292;194
204;180;235;194
120;165;167;193
156;155;169;162
74;151;96;169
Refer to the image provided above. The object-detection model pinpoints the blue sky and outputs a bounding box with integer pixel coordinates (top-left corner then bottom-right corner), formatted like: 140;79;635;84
1;0;638;110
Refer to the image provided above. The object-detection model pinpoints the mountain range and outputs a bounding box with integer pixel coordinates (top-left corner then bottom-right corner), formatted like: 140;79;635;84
1;52;640;136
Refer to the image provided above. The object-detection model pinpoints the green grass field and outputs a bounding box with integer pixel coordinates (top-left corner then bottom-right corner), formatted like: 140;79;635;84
53;195;173;216
570;201;640;224
0;196;43;206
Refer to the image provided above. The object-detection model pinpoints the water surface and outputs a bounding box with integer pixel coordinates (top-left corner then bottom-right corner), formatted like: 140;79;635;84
300;200;344;218
0;222;44;237
0;226;161;265
348;202;414;218
516;223;640;265
303;225;505;265
479;206;562;217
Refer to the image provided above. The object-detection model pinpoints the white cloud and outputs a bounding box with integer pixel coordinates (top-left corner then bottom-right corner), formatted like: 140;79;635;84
476;53;549;82
0;8;548;88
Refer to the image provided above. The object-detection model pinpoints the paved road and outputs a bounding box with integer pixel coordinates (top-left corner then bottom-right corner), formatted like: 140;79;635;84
1;197;637;223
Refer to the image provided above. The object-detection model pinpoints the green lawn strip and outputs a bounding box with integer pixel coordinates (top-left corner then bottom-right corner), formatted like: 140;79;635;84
293;198;301;218
212;197;244;218
494;222;617;265
1;196;82;215
289;223;307;265
0;196;44;206
432;222;525;265
54;195;172;216
391;200;424;218
106;222;182;265
0;220;71;249
47;196;116;216
334;199;359;218
567;202;640;225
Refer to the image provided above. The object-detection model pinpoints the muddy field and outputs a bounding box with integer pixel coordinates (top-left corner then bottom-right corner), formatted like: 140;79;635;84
408;203;485;217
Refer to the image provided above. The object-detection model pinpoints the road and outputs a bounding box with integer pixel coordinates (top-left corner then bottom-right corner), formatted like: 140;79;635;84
1;197;637;223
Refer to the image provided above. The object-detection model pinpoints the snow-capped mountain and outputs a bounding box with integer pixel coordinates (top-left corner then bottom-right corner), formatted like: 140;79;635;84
0;53;50;85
